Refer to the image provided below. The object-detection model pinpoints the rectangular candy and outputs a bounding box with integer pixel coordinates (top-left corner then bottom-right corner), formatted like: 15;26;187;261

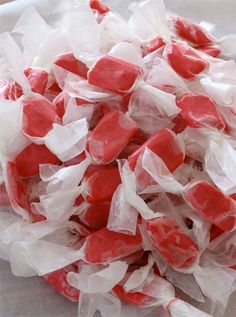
86;111;138;164
183;181;236;231
88;55;143;95
128;128;184;172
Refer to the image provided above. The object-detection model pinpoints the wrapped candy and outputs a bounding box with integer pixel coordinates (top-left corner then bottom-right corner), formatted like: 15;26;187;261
88;55;143;95
81;165;121;203
54;52;89;79
176;93;225;130
170;16;215;46
128;128;184;172
183;181;236;232
0;1;236;317
164;42;209;79
43;264;80;302
86;111;138;164
145;216;199;270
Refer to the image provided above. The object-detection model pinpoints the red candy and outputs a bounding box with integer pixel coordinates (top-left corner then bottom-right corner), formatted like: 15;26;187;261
82;166;121;203
7;68;48;100
113;285;154;307
5;162;45;223
0;183;10;206
142;36;165;56
15;143;60;177
22;98;60;138
184;181;236;231
79;200;111;230
8;82;23;100
86;111;138;164
210;224;224;241
84;228;142;263
146;217;199;269
128;128;184;172
172;16;215;46
165;42;208;79
24;67;48;95
88;55;143;95
6;161;31;213
196;45;221;57
176;93;225;130
43;264;80;302
90;0;110;15
55;52;89;79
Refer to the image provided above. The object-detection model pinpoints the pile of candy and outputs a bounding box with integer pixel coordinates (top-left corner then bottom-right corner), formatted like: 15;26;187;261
0;0;236;316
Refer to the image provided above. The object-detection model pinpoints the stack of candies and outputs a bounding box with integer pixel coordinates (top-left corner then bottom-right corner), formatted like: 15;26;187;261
0;1;236;316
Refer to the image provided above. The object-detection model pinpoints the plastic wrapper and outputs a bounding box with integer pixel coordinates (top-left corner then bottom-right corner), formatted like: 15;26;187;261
0;1;236;317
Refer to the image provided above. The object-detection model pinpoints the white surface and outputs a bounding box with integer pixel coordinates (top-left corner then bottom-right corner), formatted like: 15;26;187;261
0;1;236;316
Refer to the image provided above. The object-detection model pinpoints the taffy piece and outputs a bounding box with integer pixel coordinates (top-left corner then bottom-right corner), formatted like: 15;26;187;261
90;0;110;15
52;92;67;118
5;162;46;222
43;264;80;302
146;216;199;269
86;111;138;164
183;181;236;231
82;166;121;203
47;81;62;94
22;98;60;138
210;225;224;241
79;200;111;230
54;52;89;78
128;128;184;172
7;162;30;211
176;93;225;130
6;161;31;213
8;82;23;100
8;68;48;100
0;183;10;206
141;36;165;56
122;250;145;266
15;143;60;177
83;228;142;263
24;67;48;95
196;45;221;57
172;16;215;46
165;42;208;79
88;55;143;95
113;284;154;307
64;152;87;167
172;114;188;134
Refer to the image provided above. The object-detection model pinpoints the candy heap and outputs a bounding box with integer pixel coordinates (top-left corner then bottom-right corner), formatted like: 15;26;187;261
0;1;236;316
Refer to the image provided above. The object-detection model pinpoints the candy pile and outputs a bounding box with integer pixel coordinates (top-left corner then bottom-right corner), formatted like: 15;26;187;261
0;0;236;316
